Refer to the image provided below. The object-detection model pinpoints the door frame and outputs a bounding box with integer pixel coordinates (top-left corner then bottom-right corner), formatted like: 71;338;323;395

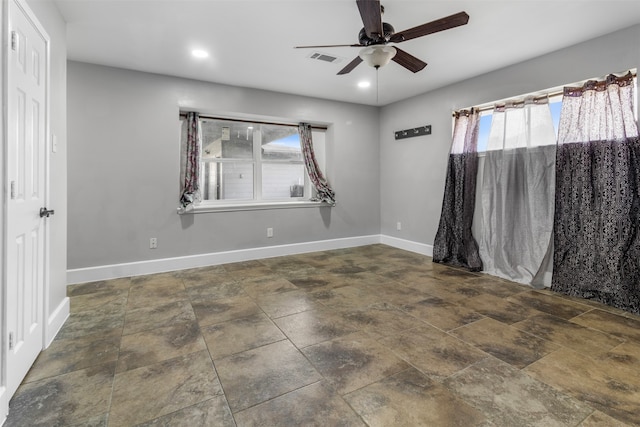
0;0;6;421
1;0;51;421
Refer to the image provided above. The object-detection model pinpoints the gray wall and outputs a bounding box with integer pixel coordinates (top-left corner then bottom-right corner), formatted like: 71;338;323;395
67;62;380;269
68;24;640;271
379;24;640;247
26;0;67;330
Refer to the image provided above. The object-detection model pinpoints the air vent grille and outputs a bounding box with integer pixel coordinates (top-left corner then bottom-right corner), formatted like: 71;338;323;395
311;53;337;62
307;52;344;64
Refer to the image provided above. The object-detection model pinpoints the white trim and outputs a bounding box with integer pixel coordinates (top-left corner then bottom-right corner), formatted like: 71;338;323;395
379;235;433;257
67;235;382;284
181;200;328;214
44;297;68;348
0;386;5;427
0;0;6;419
67;235;435;285
39;5;52;376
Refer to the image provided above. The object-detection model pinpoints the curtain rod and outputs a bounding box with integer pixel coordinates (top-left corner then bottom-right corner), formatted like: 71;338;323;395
453;71;637;116
469;93;560;115
453;92;560;116
179;113;328;131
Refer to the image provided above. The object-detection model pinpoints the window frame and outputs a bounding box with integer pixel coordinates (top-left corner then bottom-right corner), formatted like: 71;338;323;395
180;114;329;213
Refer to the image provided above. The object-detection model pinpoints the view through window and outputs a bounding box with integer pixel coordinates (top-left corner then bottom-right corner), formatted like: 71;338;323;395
476;97;563;152
475;74;637;151
190;118;325;204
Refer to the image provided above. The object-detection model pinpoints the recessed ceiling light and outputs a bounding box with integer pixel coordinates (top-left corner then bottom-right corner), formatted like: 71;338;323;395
191;49;209;59
358;81;371;89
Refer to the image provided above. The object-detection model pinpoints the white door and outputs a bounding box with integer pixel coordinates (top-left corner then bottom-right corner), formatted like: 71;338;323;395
4;0;49;401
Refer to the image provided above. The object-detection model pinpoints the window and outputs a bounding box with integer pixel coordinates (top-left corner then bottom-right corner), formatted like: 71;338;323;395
476;96;563;152
181;116;326;210
475;73;637;152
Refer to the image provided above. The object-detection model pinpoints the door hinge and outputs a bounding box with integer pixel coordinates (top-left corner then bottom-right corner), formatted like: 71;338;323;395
9;332;14;350
10;181;16;199
11;31;18;51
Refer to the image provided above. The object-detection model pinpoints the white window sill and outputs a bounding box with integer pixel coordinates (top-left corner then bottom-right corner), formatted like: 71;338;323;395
178;200;331;214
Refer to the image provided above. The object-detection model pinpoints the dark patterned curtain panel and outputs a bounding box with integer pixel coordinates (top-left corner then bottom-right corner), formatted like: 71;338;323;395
178;112;202;213
433;109;483;271
552;72;640;314
298;123;336;205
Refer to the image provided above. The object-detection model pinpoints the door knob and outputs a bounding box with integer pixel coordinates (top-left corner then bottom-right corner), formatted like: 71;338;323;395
39;207;55;218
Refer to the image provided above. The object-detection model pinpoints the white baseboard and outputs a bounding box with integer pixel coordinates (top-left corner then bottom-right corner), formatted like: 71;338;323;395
67;235;383;284
67;235;434;285
45;297;69;347
380;235;433;257
0;386;6;427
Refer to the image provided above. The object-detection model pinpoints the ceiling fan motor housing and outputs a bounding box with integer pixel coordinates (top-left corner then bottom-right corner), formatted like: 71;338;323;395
359;22;395;45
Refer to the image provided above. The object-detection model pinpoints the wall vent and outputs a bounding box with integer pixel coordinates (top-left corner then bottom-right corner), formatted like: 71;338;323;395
308;52;344;64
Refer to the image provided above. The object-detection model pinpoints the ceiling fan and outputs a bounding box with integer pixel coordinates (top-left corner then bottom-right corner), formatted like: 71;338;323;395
295;0;469;75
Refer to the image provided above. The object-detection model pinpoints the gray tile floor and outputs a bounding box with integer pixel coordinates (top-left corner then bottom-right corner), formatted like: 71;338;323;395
5;244;640;426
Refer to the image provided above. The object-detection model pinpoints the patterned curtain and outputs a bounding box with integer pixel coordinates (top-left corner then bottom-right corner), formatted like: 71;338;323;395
433;109;483;271
298;123;336;205
178;112;202;213
552;72;640;314
479;99;556;285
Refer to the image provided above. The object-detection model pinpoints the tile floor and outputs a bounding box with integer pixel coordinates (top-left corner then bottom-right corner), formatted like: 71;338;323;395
5;244;640;426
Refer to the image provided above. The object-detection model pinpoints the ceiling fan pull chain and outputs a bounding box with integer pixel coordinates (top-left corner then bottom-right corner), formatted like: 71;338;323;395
376;67;379;104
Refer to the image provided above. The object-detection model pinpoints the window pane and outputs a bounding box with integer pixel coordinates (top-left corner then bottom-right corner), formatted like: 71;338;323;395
262;163;305;199
201;161;218;200
201;120;254;159
477;113;492;152
261;125;302;161
549;100;562;137
202;161;254;201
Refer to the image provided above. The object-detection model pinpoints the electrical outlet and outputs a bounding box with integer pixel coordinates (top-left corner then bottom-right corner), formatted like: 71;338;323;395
267;227;274;238
397;222;402;231
149;237;158;249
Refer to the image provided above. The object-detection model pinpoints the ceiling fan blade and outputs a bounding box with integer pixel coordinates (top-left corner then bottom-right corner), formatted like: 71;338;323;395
295;44;362;49
357;0;383;39
391;47;427;73
337;56;363;75
389;11;469;43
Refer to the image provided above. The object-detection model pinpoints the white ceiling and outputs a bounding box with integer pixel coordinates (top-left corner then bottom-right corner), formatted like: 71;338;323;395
54;0;640;106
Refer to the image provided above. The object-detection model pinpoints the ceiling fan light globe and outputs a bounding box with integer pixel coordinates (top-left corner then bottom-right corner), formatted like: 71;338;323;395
359;45;397;68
